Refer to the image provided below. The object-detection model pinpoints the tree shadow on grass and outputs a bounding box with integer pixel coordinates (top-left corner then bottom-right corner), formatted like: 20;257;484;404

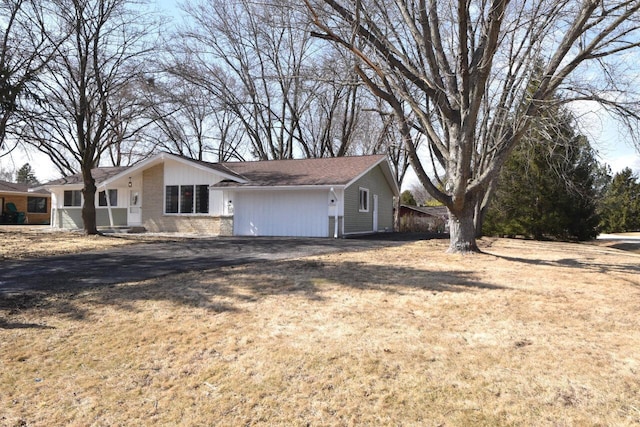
0;258;505;326
487;252;640;277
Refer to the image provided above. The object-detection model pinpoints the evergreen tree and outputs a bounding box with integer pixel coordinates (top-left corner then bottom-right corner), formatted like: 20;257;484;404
598;168;640;233
15;163;39;185
484;109;601;241
400;190;417;206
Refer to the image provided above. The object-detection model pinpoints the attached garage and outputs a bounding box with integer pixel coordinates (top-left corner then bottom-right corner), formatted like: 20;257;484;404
233;190;329;237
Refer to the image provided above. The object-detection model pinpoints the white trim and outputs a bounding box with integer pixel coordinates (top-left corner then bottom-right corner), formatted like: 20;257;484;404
99;152;249;188
163;184;210;215
62;189;83;207
358;187;370;212
214;184;346;191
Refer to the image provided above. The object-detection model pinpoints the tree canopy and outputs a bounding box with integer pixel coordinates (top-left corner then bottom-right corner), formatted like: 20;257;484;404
483;112;602;241
307;0;640;252
598;168;640;233
15;162;39;185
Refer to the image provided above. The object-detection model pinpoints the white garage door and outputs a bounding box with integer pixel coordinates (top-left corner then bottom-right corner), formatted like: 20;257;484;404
234;190;329;237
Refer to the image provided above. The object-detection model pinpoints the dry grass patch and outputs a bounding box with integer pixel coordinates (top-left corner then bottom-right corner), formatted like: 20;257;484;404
1;238;639;426
0;226;188;260
0;226;138;259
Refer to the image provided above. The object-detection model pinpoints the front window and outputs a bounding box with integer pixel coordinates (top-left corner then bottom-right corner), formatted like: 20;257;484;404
195;185;209;213
98;189;118;207
27;197;47;213
165;185;209;214
165;185;179;213
64;190;82;207
180;186;194;213
359;187;369;212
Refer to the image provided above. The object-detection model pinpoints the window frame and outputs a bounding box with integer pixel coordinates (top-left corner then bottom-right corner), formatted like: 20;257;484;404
27;196;48;213
358;187;369;212
63;190;82;207
98;189;118;207
164;184;209;215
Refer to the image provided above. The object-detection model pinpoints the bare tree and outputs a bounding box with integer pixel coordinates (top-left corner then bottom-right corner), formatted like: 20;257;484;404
0;0;65;149
173;0;317;160
172;0;403;163
307;0;640;253
22;0;160;234
142;74;245;162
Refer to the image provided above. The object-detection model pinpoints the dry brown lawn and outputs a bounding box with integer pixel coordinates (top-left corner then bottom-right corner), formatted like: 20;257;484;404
1;229;640;426
0;226;145;260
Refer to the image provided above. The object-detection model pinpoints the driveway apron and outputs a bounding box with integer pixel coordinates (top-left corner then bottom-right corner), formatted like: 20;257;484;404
0;236;414;294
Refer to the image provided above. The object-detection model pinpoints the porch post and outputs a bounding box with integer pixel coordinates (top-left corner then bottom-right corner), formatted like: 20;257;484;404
101;185;115;228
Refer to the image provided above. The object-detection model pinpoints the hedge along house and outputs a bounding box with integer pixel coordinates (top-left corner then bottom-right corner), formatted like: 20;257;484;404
43;153;399;237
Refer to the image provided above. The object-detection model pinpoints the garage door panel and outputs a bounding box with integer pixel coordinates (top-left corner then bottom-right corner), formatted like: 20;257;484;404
234;191;328;237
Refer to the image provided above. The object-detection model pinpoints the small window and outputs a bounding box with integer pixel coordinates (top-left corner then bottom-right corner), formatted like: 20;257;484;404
63;190;82;207
359;187;369;212
27;197;47;213
98;189;118;207
165;185;179;213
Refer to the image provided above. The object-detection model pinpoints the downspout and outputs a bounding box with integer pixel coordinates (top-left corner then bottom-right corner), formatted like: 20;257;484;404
330;187;339;239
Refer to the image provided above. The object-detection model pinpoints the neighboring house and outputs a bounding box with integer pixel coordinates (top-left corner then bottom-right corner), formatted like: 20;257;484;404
0;180;51;225
43;153;400;237
398;204;449;233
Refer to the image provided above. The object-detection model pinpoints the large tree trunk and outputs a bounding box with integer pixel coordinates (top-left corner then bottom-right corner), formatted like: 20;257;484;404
447;203;480;254
81;167;99;235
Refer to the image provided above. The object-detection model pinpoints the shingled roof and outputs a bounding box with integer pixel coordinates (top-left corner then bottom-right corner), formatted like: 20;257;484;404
0;180;29;193
0;180;50;195
41;154;396;192
43;167;128;186
216;155;388;187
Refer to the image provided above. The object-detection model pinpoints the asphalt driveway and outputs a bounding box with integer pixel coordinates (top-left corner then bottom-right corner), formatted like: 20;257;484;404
0;234;433;294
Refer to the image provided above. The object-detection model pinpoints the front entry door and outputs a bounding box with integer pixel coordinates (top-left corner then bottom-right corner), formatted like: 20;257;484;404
128;189;142;225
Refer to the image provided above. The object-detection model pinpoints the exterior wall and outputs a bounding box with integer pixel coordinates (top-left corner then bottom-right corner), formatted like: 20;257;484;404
219;216;233;236
97;208;128;226
58;209;82;228
144;215;223;234
141;162;224;234
141;163;164;229
164;158;226;185
328;216;344;237
55;208;127;229
344;165;395;234
0;193;51;224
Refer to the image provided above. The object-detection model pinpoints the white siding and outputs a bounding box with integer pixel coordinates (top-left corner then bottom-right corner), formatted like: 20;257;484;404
164;158;226;185
234;190;329;237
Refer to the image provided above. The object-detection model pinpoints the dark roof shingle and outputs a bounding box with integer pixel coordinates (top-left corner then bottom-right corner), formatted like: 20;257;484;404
0;180;29;193
218;155;387;187
43;167;128;186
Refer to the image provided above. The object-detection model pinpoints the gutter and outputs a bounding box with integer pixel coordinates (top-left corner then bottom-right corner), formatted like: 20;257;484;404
330;187;339;239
